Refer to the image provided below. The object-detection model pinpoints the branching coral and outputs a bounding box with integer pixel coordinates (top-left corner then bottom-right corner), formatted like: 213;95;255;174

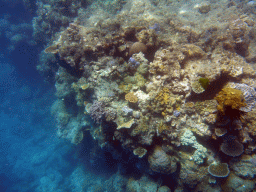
151;87;179;116
155;87;171;105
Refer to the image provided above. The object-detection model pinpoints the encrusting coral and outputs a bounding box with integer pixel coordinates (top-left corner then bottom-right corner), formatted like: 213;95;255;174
215;87;246;114
125;92;138;103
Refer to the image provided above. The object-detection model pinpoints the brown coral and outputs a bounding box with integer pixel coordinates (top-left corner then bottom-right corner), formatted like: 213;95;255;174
215;87;246;114
125;92;138;103
136;29;158;47
182;44;205;58
129;42;147;56
215;128;227;137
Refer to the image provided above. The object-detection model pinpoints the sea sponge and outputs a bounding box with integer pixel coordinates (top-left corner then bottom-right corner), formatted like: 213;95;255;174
125;92;138;103
220;136;244;157
129;42;147;56
215;87;246;114
208;162;230;177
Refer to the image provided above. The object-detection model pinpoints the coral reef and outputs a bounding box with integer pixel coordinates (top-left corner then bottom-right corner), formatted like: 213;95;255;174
180;130;207;164
40;0;256;190
230;83;256;112
133;147;147;158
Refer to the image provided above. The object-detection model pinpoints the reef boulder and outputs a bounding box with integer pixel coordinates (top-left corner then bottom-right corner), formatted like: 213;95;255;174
148;146;177;174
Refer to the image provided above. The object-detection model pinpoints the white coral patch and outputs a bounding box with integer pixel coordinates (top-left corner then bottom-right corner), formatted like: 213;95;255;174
134;90;150;104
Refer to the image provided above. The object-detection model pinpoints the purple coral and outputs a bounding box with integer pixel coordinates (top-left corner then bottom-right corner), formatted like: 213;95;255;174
89;101;106;124
128;57;140;69
149;23;161;34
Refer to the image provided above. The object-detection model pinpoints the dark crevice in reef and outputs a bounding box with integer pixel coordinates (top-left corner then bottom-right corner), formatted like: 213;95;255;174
57;55;83;78
187;74;231;102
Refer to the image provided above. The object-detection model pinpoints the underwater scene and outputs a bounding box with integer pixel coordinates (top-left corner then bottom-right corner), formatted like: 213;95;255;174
1;0;256;191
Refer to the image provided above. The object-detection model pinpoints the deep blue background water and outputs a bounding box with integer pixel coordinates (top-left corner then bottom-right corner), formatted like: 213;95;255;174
0;1;72;191
0;1;121;191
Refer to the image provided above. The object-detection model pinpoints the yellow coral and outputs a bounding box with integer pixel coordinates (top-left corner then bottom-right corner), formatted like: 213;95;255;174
215;87;246;114
157;121;169;134
155;88;171;105
125;92;138;103
80;83;89;90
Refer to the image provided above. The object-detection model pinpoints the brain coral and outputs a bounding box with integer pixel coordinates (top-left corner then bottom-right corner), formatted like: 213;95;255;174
129;42;147;56
125;92;138;103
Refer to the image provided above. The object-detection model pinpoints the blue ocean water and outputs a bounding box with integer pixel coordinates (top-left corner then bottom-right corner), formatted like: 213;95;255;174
0;1;108;191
